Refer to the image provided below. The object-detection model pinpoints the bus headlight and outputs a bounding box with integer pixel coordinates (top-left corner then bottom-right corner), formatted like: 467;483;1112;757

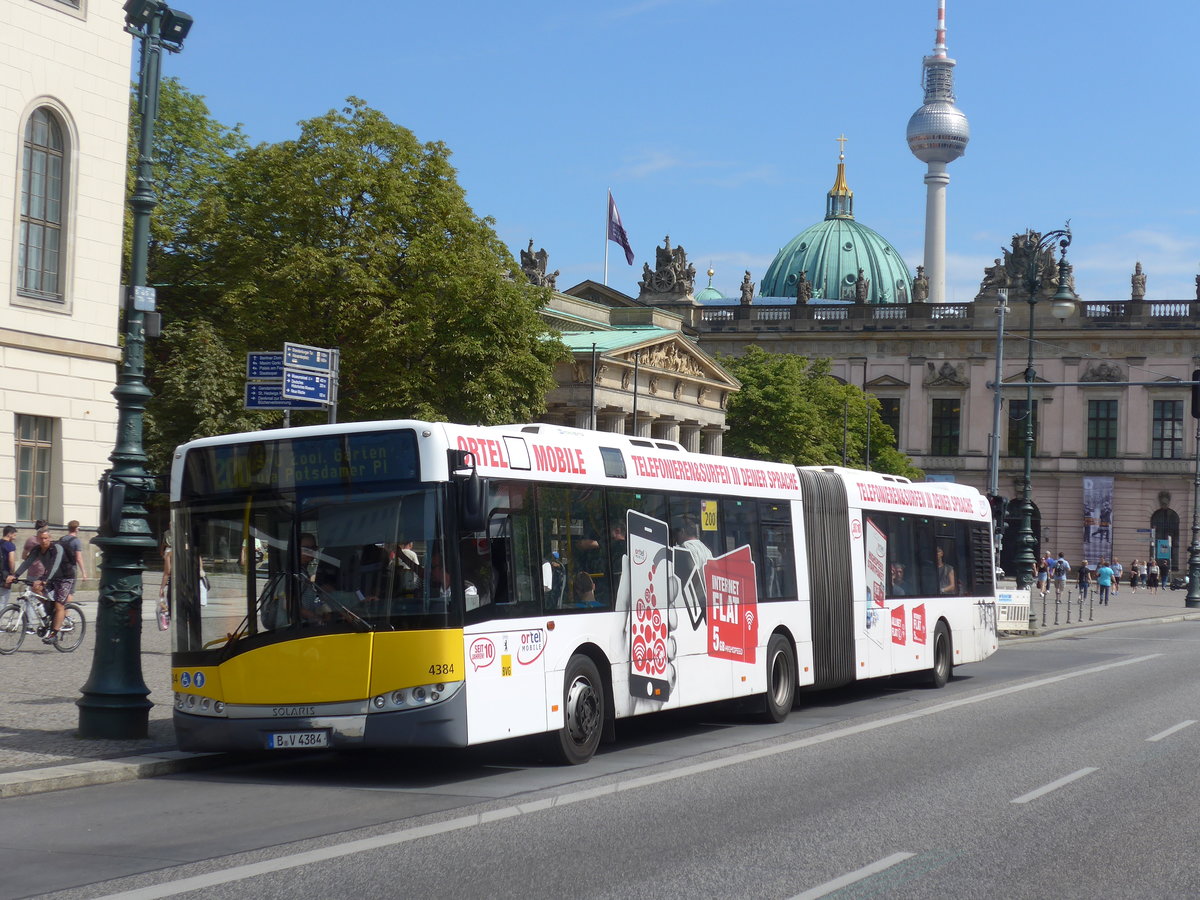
367;680;463;713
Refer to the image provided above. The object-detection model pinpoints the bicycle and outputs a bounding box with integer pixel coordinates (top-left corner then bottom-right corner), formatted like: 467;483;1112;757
0;579;87;654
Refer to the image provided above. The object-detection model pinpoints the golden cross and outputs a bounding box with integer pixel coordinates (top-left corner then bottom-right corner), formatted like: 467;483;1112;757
836;133;848;158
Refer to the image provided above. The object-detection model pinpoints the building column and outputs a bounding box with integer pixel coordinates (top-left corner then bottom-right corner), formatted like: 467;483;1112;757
701;427;724;456
573;410;592;431
653;418;680;443
633;416;653;438
680;423;701;453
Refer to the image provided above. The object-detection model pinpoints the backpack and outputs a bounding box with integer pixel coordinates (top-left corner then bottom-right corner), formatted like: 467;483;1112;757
55;535;78;580
1054;559;1068;577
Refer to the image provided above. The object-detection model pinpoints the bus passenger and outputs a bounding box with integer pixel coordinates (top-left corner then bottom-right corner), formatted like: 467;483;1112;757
572;571;597;607
936;546;957;595
890;562;910;597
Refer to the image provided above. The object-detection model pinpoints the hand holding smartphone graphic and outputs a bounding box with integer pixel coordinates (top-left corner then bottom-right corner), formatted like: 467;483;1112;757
627;510;674;702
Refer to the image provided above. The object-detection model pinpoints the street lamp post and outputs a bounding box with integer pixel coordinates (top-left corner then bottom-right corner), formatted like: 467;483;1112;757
1012;227;1077;630
1186;404;1200;608
78;0;192;739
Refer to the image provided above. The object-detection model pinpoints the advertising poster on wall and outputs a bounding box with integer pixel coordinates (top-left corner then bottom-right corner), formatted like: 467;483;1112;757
1082;476;1113;563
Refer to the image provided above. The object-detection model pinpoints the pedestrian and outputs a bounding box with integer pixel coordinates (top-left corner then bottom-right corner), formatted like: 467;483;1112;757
0;525;16;607
21;518;49;580
1077;559;1093;603
1053;553;1070;602
60;520;87;607
1147;559;1160;594
1096;559;1114;606
1035;557;1049;599
1111;558;1123;596
1130;559;1140;592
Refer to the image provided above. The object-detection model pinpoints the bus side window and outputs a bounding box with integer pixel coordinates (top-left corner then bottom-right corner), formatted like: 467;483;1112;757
758;501;794;600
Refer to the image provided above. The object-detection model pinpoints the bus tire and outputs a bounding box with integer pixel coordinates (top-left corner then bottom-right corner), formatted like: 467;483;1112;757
759;633;796;723
927;622;952;689
550;654;604;765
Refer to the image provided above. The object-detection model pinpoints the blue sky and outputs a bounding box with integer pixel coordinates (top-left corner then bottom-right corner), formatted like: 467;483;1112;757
159;0;1200;303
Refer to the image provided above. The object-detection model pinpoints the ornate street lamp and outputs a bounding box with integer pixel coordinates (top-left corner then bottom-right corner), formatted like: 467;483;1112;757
78;0;192;739
1012;226;1077;627
1186;369;1200;608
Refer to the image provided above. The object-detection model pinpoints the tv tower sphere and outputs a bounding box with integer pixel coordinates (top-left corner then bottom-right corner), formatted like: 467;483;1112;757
906;101;970;165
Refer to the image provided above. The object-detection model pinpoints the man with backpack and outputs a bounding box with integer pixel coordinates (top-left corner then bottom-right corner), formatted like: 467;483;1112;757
1052;553;1071;602
5;528;69;644
60;520;87;608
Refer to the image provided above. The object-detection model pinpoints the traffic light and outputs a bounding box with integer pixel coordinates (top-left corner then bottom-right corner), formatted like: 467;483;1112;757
987;494;1009;534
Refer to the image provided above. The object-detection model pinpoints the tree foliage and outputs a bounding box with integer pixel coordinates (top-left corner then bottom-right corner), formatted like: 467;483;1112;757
722;348;922;479
136;91;563;472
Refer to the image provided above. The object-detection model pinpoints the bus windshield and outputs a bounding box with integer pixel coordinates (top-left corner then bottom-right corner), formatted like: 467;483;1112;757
171;431;461;655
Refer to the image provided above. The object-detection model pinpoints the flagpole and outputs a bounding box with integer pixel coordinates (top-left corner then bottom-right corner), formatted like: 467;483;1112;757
603;190;610;286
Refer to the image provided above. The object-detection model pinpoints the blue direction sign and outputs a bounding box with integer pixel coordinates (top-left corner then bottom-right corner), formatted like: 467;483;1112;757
245;382;321;410
246;351;284;380
283;342;334;372
282;369;332;404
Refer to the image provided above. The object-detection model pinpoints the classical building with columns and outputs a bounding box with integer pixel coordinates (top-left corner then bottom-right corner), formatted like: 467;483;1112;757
537;283;739;455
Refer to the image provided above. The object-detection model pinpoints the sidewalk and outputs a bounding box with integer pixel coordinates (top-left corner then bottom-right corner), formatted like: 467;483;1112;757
2;579;1199;799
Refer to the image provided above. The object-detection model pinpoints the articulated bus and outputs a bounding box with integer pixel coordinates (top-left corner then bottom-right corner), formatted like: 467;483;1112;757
169;420;999;763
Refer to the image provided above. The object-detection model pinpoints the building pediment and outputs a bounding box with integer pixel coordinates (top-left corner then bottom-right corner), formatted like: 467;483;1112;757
865;374;909;389
617;337;739;390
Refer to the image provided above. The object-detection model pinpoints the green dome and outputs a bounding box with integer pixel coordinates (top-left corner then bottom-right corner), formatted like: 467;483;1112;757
760;156;914;304
695;267;725;304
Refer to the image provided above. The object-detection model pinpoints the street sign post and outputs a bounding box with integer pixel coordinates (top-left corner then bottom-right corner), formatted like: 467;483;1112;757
244;382;322;410
246;351;284;380
282;369;332;404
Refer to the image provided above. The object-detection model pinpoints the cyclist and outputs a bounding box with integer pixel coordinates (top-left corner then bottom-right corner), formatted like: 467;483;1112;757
4;528;70;644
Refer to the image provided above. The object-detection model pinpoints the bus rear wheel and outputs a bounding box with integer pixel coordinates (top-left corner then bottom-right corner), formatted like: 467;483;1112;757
759;633;796;723
927;622;952;688
550;654;604;765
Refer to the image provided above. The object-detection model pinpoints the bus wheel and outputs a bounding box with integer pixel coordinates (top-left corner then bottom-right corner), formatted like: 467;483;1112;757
928;622;952;689
551;654;604;765
759;633;796;723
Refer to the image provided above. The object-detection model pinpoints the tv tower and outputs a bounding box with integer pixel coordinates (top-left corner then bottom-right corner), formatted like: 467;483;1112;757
907;0;969;303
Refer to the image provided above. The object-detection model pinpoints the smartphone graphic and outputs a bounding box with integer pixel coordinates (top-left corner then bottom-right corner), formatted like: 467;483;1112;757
628;510;671;702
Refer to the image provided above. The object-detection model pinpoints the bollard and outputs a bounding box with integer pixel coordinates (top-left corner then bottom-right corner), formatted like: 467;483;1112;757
1066;590;1072;623
1088;589;1094;621
1054;589;1061;625
1041;589;1048;627
1078;589;1084;621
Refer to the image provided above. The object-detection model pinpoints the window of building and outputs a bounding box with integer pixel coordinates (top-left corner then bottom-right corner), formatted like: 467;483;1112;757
16;415;55;522
877;398;901;448
18;108;67;303
1152;400;1184;460
1006;399;1038;457
930;399;960;456
1087;400;1118;459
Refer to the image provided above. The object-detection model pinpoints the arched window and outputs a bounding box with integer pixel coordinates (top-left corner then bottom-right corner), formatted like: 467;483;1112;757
18;108;67;302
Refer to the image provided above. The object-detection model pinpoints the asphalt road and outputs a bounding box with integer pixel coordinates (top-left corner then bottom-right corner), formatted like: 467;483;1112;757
9;620;1200;899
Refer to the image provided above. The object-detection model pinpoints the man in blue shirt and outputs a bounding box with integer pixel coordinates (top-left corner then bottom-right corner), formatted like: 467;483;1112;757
1096;559;1115;606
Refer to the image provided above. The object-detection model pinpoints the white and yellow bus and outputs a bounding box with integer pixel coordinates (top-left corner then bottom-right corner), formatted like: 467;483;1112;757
169;421;999;763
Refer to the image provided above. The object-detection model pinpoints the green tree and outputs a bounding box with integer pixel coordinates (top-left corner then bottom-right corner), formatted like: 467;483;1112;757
722;348;922;479
197;97;563;425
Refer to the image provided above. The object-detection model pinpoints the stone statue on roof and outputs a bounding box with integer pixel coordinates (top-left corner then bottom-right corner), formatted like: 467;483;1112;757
1131;262;1146;301
519;239;558;289
855;268;869;303
796;270;812;304
638;235;697;296
739;271;754;306
911;265;929;302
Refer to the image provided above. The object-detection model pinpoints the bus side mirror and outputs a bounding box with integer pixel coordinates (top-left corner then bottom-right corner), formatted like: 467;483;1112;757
97;472;126;538
449;450;486;533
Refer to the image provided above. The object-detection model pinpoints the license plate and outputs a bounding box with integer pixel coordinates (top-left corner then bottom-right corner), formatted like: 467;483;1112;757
266;730;329;749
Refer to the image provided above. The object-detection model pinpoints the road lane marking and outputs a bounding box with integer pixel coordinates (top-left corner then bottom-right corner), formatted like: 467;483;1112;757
791;852;915;900
1147;720;1196;742
1011;767;1098;804
96;653;1161;899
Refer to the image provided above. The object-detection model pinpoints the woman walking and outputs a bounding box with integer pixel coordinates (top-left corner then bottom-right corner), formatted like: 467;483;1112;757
1147;560;1160;594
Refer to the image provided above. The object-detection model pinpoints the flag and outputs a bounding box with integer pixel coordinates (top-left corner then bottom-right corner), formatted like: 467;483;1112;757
607;191;635;266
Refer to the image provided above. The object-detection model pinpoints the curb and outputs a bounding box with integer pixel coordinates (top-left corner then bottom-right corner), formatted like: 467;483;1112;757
1002;610;1200;645
0;750;226;799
